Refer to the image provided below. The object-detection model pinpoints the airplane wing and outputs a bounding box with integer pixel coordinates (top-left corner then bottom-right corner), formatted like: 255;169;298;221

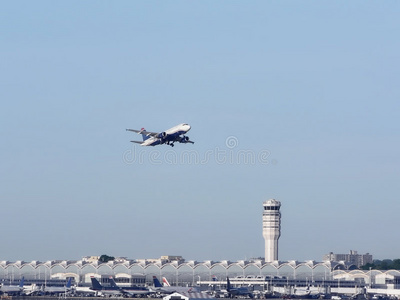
173;135;194;144
126;128;159;137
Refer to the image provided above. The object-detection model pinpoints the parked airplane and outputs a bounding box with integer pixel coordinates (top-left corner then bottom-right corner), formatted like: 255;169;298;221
226;277;253;298
108;277;151;297
270;285;312;299
151;276;199;294
41;278;73;295
0;277;25;295
126;123;194;147
73;285;96;296
89;277;122;296
290;286;311;298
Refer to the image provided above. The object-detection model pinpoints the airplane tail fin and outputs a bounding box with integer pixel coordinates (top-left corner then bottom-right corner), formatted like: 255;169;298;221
66;278;72;288
226;277;231;291
108;277;119;289
153;276;163;288
19;276;25;288
90;277;103;290
140;128;150;141
162;277;171;287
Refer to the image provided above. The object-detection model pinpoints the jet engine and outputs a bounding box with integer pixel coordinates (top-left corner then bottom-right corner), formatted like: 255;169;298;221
180;136;189;143
156;132;167;139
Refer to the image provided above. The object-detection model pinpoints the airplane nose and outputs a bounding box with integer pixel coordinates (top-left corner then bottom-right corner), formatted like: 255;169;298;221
186;125;191;131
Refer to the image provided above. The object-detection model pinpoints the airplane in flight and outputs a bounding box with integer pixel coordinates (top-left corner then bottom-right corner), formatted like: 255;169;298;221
151;276;199;294
226;277;254;298
126;123;194;147
0;277;25;295
108;277;151;297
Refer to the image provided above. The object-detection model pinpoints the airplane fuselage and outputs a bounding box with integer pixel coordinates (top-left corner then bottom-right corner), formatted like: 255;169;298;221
140;123;191;146
0;286;23;294
152;276;198;294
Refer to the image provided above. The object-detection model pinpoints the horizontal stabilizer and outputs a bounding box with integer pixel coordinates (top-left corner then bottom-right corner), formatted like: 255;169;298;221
179;140;194;144
130;141;143;144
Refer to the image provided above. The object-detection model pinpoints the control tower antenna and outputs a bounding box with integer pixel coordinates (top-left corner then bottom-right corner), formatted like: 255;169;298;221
262;199;281;262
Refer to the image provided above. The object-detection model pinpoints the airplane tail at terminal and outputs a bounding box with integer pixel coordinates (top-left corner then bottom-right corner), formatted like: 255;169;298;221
19;277;25;288
153;276;163;288
227;277;232;291
162;277;171;287
109;278;117;288
66;278;72;289
90;277;103;290
226;277;253;299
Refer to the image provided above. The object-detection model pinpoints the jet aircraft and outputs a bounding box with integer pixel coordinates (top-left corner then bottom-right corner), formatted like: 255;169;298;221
41;278;73;295
151;276;199;294
108;277;151;297
0;277;25;295
89;277;122;296
126;123;194;147
226;277;253;298
292;286;311;298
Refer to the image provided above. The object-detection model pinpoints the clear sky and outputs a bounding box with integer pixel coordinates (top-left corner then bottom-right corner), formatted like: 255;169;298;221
1;1;399;263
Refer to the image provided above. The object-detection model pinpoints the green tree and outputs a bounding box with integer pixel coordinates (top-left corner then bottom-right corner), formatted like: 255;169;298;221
99;254;115;263
360;263;375;270
392;259;400;270
378;260;390;270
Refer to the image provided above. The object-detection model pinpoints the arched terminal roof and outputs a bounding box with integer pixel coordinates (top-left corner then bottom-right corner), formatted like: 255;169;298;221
0;259;354;274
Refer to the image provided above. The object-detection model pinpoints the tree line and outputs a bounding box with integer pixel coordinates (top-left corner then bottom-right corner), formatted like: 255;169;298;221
361;259;400;270
97;255;400;270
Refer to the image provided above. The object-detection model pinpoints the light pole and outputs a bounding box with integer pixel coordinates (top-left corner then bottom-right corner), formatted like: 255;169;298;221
369;267;372;289
192;269;195;287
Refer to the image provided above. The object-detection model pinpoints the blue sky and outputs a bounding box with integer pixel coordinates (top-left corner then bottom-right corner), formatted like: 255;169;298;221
1;1;399;262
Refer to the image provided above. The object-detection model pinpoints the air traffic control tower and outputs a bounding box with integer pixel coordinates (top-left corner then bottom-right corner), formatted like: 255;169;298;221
262;199;281;262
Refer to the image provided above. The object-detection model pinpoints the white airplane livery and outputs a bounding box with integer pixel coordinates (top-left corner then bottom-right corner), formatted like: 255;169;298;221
126;123;194;147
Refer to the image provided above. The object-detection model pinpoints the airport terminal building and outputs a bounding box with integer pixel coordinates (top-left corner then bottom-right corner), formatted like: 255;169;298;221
0;256;376;285
2;200;399;297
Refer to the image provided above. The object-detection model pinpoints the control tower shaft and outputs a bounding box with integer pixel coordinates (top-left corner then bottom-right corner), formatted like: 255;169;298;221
262;199;281;262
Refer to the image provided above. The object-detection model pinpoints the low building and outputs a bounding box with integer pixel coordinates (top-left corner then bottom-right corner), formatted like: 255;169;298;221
375;273;400;289
82;256;100;263
161;256;185;263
